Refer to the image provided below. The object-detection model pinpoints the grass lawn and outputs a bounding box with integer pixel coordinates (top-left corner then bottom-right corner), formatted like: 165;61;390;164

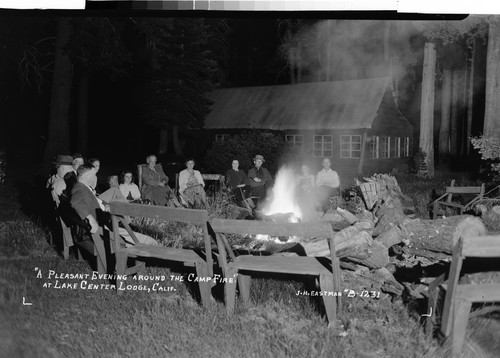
1;255;443;358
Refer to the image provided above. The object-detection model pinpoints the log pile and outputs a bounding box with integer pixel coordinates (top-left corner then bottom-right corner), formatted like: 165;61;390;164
298;174;488;298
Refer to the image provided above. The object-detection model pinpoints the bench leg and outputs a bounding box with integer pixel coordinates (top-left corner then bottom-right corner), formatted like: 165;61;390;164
447;299;472;358
116;252;128;295
195;261;212;309
238;273;251;306
319;273;337;328
225;266;238;314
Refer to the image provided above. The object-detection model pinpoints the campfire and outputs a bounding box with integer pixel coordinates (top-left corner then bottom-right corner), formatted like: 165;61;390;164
255;166;303;242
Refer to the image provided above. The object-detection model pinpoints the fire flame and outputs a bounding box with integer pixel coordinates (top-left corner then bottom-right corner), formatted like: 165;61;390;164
261;166;303;220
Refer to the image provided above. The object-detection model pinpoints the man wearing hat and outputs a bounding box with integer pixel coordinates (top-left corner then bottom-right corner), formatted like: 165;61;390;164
47;154;74;206
247;154;273;203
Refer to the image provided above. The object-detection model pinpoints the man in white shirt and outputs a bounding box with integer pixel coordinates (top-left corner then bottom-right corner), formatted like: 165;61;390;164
315;158;340;212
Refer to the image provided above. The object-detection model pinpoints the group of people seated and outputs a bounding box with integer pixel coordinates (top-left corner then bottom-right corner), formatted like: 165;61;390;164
46;153;210;236
225;155;340;213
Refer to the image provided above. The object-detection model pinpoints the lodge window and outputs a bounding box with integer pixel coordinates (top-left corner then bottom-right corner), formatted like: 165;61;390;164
402;137;410;157
382;137;390;158
340;135;362;158
313;135;333;157
390;137;401;158
285;135;303;152
370;136;379;159
215;134;230;142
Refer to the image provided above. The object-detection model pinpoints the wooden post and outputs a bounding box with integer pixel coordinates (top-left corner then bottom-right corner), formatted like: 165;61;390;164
419;42;436;177
466;38;475;155
357;132;368;176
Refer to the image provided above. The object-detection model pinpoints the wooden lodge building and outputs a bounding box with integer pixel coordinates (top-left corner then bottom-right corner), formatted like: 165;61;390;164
201;77;414;176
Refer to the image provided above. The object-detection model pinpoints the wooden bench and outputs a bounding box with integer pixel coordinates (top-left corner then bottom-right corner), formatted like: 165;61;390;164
109;202;215;307
49;191;110;274
426;234;500;357
431;180;484;219
211;219;341;326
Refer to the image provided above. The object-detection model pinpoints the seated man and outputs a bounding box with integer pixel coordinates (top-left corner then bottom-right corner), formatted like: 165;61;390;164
315;158;340;212
226;159;250;206
71;165;157;250
247;154;273;204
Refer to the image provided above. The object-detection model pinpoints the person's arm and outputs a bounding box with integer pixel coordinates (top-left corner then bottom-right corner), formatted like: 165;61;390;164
179;170;188;193
310;175;316;188
248;168;259;187
86;214;99;234
157;166;169;185
132;184;141;200
331;171;340;188
71;188;93;220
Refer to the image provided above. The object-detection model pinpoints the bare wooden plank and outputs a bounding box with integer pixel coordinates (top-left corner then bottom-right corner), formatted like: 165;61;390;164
445;186;483;194
441;239;464;337
233;256;331;275
75;240;96;255
202;174;224;181
462;235;500;257
211;219;333;238
125;244;204;263
456;284;500;302
110;202;208;224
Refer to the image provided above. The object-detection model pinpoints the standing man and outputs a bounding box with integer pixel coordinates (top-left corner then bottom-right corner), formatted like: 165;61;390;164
248;154;273;203
315;157;340;211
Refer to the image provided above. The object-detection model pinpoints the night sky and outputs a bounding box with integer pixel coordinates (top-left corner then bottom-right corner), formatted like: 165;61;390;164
0;14;488;180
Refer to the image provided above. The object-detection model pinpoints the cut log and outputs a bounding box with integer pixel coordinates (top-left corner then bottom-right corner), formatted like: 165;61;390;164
301;226;389;269
376;226;404;249
401;215;486;256
347;239;390;270
373;267;404;296
300;226;371;260
336;207;358;224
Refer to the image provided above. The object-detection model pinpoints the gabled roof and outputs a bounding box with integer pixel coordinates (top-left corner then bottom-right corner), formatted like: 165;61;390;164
204;77;391;130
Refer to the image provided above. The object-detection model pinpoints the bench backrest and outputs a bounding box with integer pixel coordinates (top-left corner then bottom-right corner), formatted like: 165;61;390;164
211;218;334;238
175;173;225;194
441;234;500;338
109;202;213;273
445;180;484;196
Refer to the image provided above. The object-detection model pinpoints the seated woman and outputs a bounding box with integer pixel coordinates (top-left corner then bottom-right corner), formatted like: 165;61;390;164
119;170;142;202
141;154;179;206
178;158;207;209
225;159;250;205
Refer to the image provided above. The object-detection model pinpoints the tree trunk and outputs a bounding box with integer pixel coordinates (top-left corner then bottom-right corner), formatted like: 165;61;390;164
173;125;184;157
419;42;436;177
401;215;486;258
450;69;460;156
439;68;452;159
484;18;500;138
159;126;168;156
43;18;73;164
466;38;475;155
76;68;89;154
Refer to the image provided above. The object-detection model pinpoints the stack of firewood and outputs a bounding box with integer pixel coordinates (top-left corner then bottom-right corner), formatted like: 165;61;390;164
299;174;488;297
